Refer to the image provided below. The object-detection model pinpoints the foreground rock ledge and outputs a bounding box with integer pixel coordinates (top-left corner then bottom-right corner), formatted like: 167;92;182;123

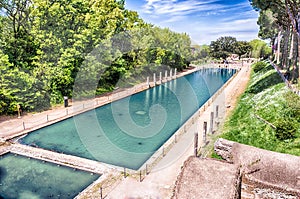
215;138;300;198
172;157;241;199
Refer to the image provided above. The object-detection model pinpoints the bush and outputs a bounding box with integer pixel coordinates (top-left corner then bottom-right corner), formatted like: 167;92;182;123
252;61;267;73
275;119;297;140
284;91;300;119
211;151;223;160
252;61;273;73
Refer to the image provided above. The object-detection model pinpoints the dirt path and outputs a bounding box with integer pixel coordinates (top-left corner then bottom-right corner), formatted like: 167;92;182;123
225;64;251;117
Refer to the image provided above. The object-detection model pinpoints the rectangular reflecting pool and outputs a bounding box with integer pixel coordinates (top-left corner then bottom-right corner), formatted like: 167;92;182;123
20;68;236;170
0;153;100;199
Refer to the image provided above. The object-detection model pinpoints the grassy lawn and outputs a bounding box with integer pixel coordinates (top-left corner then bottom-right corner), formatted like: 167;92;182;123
221;61;300;156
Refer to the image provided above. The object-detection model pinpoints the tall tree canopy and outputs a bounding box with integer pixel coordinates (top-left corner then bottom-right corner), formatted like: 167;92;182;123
0;0;193;114
209;36;252;60
209;36;238;59
249;0;300;80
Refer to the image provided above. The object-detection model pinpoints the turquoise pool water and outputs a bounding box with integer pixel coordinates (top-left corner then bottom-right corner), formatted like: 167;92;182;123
20;68;235;170
0;153;100;199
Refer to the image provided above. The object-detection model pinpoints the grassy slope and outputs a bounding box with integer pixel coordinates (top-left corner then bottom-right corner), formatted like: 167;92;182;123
221;61;300;156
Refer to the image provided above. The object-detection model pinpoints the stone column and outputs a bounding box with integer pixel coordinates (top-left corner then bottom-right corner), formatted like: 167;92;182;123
147;76;150;87
159;72;162;83
210;112;214;134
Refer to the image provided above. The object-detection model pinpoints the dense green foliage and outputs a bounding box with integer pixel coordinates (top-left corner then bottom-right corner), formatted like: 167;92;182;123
249;39;272;59
209;36;237;59
235;41;253;59
249;0;300;79
0;0;192;114
209;36;252;60
222;61;300;155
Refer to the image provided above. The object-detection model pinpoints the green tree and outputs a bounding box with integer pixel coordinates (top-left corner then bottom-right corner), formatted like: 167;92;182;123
257;10;277;43
0;0;195;115
249;39;272;59
0;0;38;69
235;41;252;59
0;49;50;114
249;0;300;79
209;36;238;59
199;45;210;58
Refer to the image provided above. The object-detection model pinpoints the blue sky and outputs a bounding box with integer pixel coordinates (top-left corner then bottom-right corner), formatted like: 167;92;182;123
125;0;260;45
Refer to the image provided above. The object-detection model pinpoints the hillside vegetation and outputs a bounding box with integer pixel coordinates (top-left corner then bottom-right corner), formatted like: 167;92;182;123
222;61;300;156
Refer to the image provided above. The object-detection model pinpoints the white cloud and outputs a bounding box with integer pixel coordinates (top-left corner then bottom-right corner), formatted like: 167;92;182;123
189;17;259;44
136;0;260;44
163;15;186;23
143;0;224;17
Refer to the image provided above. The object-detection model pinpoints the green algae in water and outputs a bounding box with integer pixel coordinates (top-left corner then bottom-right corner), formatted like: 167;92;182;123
0;153;100;199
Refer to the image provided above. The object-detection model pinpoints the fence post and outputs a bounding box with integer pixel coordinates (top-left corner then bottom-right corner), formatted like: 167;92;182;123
194;133;198;157
47;115;49;122
170;69;173;79
203;121;207;145
153;73;156;86
139;170;142;182
100;187;103;199
123;168;127;178
23;122;25;130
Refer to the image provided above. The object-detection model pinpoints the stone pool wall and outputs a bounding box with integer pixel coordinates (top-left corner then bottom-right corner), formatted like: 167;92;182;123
133;67;240;175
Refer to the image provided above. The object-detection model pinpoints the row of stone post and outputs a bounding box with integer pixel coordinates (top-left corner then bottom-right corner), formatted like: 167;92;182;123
192;105;220;157
202;105;219;146
147;68;177;87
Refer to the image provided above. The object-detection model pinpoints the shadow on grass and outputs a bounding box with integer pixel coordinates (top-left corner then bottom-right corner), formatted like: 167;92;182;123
246;71;283;94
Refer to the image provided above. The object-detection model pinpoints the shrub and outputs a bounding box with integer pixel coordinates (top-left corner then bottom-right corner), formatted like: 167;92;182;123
252;61;267;73
211;151;223;160
275;119;297;140
284;91;300;119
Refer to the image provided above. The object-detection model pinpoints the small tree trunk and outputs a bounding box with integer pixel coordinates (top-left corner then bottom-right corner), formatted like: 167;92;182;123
282;28;290;69
298;35;300;80
296;14;300;83
289;32;294;60
290;32;296;81
277;30;282;65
